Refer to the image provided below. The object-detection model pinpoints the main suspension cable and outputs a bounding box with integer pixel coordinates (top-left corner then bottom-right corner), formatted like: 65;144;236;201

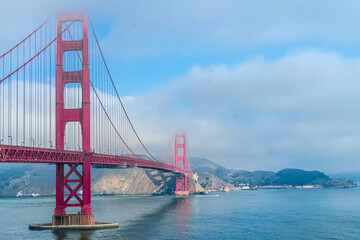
0;19;76;84
63;22;138;158
88;17;157;161
0;17;52;60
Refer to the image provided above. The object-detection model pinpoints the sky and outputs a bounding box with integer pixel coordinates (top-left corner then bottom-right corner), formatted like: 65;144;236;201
2;0;360;173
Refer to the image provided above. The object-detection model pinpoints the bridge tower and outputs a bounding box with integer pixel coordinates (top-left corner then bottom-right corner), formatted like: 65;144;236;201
53;13;94;226
175;133;189;195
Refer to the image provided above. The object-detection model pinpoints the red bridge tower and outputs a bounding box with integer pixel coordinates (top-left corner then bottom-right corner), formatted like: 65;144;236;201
53;13;94;226
175;134;189;195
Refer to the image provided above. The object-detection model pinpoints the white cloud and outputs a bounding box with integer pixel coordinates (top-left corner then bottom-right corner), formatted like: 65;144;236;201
2;1;360;58
123;50;360;173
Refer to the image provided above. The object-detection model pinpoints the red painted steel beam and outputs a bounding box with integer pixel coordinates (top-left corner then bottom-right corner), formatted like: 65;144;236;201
0;145;193;177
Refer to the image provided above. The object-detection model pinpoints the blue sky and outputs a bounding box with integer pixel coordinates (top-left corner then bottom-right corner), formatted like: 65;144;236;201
2;1;360;173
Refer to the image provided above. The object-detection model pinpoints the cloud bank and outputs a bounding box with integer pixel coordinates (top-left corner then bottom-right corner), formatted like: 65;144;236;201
2;1;360;58
124;50;360;173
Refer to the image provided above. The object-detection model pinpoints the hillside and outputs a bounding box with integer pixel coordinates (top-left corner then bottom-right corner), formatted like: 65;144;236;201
190;157;356;190
0;163;204;197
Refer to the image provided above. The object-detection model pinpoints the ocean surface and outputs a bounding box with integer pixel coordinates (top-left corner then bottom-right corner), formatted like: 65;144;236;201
1;188;360;239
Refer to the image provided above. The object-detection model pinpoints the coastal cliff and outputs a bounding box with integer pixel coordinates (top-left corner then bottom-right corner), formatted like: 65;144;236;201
91;167;203;195
0;164;204;197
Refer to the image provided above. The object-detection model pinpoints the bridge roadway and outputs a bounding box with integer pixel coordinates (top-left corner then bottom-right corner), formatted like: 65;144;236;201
0;144;193;177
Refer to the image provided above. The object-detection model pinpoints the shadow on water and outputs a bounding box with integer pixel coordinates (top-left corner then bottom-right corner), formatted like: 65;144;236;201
51;196;192;240
116;197;192;239
174;197;192;234
52;229;94;240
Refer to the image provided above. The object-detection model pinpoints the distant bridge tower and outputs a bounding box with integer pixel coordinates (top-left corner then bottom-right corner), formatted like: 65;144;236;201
53;12;94;226
175;133;189;195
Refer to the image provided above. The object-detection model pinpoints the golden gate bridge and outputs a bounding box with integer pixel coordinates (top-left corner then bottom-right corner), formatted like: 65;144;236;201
0;12;193;228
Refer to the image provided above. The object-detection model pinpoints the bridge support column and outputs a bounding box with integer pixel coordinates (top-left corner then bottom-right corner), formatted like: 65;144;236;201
53;12;94;226
82;156;93;216
52;162;94;226
175;134;189;195
54;164;66;216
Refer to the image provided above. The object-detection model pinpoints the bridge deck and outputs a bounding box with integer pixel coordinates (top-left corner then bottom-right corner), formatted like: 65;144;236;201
0;145;193;177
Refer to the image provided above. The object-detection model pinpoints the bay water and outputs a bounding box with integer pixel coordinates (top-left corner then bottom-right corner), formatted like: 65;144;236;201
1;188;360;239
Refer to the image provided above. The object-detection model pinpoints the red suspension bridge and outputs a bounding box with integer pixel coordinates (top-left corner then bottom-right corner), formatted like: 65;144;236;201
0;13;193;227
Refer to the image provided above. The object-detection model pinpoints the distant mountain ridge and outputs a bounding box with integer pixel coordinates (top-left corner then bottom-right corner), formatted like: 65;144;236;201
190;157;356;190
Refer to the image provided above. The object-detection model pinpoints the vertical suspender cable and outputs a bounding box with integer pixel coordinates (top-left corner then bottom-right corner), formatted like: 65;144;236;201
16;45;19;145
23;39;26;145
9;51;12;144
44;23;47;147
35;31;38;145
49;20;52;147
29;36;32;145
1;56;4;142
39;29;41;146
42;24;45;147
